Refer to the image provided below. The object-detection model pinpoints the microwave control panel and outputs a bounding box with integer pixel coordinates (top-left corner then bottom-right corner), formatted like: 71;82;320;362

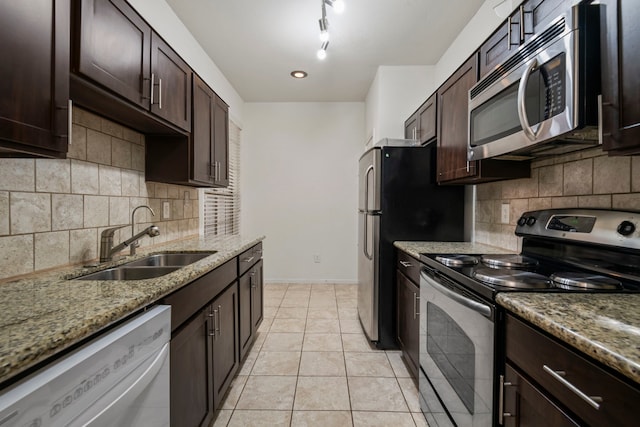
541;53;566;120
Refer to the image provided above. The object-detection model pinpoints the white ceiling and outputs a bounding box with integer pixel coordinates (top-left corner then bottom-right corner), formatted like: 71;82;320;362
165;0;486;102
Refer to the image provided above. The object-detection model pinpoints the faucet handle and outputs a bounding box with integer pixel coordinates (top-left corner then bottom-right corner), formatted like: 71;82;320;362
100;225;128;239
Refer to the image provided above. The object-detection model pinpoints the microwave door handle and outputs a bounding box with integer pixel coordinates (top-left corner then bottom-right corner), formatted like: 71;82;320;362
421;271;492;318
517;58;546;142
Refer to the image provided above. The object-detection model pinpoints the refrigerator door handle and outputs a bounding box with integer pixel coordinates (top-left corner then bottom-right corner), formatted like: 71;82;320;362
363;214;373;260
364;165;374;211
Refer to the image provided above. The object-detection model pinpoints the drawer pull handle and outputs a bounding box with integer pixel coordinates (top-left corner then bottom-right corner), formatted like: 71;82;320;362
243;256;255;263
498;374;516;424
400;261;412;268
542;365;603;410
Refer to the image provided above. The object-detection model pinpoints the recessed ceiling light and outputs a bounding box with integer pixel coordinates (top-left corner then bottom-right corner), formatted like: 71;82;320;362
290;70;308;79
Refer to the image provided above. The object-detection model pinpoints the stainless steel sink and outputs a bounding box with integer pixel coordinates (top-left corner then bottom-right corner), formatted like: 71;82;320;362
123;252;217;267
75;266;180;281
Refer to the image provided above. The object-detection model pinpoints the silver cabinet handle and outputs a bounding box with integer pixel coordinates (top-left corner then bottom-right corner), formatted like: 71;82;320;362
243;256;255;264
216;305;222;336
158;78;162;110
413;293;420;319
542;365;603;410
150;73;155;105
209;308;218;337
507;16;512;51
498;374;516;425
217;161;221;181
399;261;412;268
519;5;525;43
517;58;546;141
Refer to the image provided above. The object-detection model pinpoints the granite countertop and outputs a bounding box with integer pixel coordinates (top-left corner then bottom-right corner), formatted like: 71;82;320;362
0;234;264;386
394;241;514;259
497;293;640;384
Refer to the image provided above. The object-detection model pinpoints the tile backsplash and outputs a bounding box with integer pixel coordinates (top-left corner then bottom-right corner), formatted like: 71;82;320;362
475;148;640;251
0;107;199;280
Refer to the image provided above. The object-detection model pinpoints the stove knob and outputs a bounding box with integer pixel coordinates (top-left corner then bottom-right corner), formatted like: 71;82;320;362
526;216;537;226
517;216;527;226
617;220;636;236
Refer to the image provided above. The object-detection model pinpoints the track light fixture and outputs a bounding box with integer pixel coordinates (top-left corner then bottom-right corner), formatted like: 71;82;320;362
316;0;344;60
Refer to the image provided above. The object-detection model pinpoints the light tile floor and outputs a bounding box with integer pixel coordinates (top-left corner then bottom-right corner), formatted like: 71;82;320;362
211;283;428;427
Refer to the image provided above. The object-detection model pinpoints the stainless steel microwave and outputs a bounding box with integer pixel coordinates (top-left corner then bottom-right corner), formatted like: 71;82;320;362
468;0;601;161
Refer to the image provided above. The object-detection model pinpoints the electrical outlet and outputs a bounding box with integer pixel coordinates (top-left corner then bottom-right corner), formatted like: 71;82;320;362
501;203;510;224
162;201;171;219
313;254;321;263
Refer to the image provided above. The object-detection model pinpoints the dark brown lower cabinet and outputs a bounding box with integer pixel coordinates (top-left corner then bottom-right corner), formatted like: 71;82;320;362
396;271;419;380
239;259;264;360
170;308;214;427
211;283;240;409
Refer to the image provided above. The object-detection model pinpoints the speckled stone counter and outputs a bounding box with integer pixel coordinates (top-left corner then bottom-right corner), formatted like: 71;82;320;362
394;241;513;259
497;293;640;384
0;234;264;386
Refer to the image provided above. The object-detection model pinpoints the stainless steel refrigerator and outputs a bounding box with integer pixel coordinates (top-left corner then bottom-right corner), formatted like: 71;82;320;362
357;139;465;349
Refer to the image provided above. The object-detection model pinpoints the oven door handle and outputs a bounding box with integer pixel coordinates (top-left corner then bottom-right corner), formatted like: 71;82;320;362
421;271;492;318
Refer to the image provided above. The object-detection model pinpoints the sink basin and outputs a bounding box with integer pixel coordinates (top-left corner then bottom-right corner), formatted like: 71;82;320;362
75;266;180;281
123;252;217;267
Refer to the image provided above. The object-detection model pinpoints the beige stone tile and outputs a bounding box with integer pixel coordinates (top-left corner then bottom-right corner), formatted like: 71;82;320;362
307;306;338;319
111;138;132;169
337;298;357;309
632;156;640;192
172;199;184;219
593;156;631;194
339;317;363;334
84;196;109;227
166;185;179;199
183;199;193;218
71;160;99;195
291;410;352;427
220;375;248;409
475;200;494;223
502;170;538;199
335;284;357;298
122;127;142;144
235;376;297;410
578;195;612;209
509;199;529;225
563;158;593;195
306;318;340;333
397;377;420;412
154;183;168;198
309;297;337;309
68;123;87;160
612;193;640;210
99;165;122;196
238;349;258;376
348;377;408;412
352;411;415;427
345;352;395;377
528;197;552;211
281;295;310;308
35;231;69;270
538;164;563;197
101;118;124;138
211;409;232;427
139;176;152;198
0;235;33;279
0;159;34;191
276;307;308;319
476;181;502;200
36;159;71;193
70;228;98;264
299;351;345;377
228;410;291;427
262;332;304;352
86;129;112;165
285;289;311;299
73;108;101;130
263;306;278;320
52;194;83;230
0;192;8;236
131;143;145;172
252;351;301;376
342;333;375;352
386;351;412;378
10;192;50;234
287;284;312;292
551;196;578;208
109;197;129;225
302;333;343;352
338;308;358;321
294;376;350;410
412;412;429;427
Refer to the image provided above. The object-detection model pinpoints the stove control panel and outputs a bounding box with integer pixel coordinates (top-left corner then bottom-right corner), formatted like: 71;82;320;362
516;209;640;250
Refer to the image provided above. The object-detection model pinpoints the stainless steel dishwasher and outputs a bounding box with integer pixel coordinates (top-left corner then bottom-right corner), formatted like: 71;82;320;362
0;305;171;427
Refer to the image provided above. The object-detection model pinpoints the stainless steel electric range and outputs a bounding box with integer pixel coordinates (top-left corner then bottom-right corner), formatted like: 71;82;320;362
416;209;640;427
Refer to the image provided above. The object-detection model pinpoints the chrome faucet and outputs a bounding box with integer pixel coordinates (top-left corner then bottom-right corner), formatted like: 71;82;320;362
98;205;160;262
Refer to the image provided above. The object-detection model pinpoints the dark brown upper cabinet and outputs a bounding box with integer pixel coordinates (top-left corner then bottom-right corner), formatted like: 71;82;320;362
404;94;437;145
404;111;418;140
437;54;529;184
599;0;640;155
145;74;229;187
72;0;191;132
0;0;70;158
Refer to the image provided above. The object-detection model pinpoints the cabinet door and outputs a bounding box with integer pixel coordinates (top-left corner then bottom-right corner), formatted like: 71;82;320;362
212;283;239;409
522;0;566;41
600;0;640;154
192;74;215;185
404;112;418;140
151;32;192;131
75;0;151;110
238;271;253;360
396;271;419;379
213;94;229;187
170;309;214;427
502;364;580;427
437;55;478;183
0;0;69;158
478;12;521;79
418;94;437;144
251;260;264;332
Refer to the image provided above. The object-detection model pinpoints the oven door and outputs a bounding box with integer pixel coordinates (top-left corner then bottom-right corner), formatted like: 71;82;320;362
419;267;495;427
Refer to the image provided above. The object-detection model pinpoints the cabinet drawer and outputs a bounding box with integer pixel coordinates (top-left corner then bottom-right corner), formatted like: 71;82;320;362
239;242;263;276
396;250;421;284
505;314;640;427
163;258;237;331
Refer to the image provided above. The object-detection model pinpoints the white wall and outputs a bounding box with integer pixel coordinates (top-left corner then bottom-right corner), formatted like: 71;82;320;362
365;66;434;146
128;0;245;125
241;103;365;283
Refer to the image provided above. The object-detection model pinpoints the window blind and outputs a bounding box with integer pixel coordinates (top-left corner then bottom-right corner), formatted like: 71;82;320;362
202;122;240;236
